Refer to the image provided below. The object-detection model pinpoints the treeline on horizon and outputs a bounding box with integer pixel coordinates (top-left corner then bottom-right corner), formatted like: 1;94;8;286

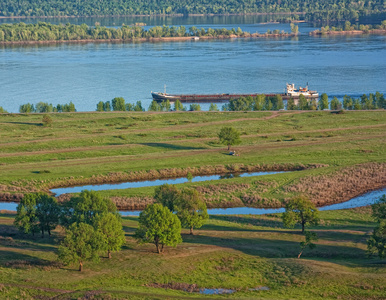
314;20;386;33
0;22;251;42
0;0;384;24
8;92;384;114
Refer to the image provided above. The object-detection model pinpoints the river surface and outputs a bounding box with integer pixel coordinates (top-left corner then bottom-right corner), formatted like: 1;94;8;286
0;17;385;112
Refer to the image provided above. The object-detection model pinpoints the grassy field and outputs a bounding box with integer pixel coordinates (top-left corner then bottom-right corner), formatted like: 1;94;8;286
0;110;385;209
0;208;385;299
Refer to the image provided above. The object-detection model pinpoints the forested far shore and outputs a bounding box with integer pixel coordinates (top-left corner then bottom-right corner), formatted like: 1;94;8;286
0;0;385;24
311;20;386;35
0;22;300;43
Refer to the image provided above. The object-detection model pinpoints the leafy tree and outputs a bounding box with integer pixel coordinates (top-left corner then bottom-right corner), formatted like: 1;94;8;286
42;114;53;127
112;97;126;111
93;212;125;259
189;104;201;111
19;103;35;113
367;220;386;259
60;190;117;227
160;99;171;111
298;95;308;110
330;97;341;110
14;194;39;235
104;101;111;111
209;103;219;111
343;95;353;110
319;93;329;110
0;106;8;113
298;231;318;258
253;95;265;111
125;103;134;111
371;195;386;222
134;101;144;112
174;99;183;111
149;100;161;111
135;203;182;254
36;102;53;113
175;189;209;235
286;98;297;110
96;101;104;112
58;222;103;271
154;184;180;212
218;127;241;151
353;98;362;110
282;195;319;233
290;23;299;34
35;193;60;237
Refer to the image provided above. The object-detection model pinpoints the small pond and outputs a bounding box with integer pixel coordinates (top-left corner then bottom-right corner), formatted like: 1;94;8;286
50;171;286;196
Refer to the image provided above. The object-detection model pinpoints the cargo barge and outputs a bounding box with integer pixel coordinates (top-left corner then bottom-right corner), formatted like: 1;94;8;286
151;83;319;103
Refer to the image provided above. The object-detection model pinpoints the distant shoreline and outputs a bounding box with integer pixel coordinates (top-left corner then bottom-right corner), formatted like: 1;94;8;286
0;12;305;20
310;29;386;36
0;33;298;46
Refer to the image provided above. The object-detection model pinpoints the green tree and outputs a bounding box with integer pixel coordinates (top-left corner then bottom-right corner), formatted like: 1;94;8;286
19;103;35;113
35;193;60;237
343;95;353;110
209;103;219;111
14;194;39;235
36;102;53;113
253;95;265;111
282;195;319;233
367;220;386;259
104;101;111;111
160;99;171;111
174;99;184;111
175;189;209;235
112;97;126;111
134;101;144;111
319;93;329;110
148;100;161;111
96;101;105;112
298;231;318;258
58;222;103;271
371;195;386;221
135;203;182;254
298;95;308;110
93;212;125;259
154;184;180;212
0;106;8;113
286;98;297;110
218;127;241;151
60;190;117;227
189;104;201;111
330;97;341;110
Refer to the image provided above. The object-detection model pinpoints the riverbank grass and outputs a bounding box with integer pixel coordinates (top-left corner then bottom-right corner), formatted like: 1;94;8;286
0;208;384;299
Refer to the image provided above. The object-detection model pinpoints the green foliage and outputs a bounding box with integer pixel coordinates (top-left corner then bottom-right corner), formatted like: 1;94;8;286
174;99;184;111
14;194;39;235
209;103;219;111
189;104;201;111
154;184;180;212
186;172;193;182
148;100;161;112
371;195;386;222
19;103;35;113
60;190;117;227
298;95;308;110
35;193;60;237
93;212;125;259
282;195;319;233
42;114;53;127
0;106;8;113
298;231;318;258
58;222;103;271
319;93;329;110
218;126;241;151
133;101;144;112
135;203;182;253
96;101;105;112
287;98;297;110
104;101;111;111
160;99;171;111
112;97;126;111
330;97;341;110
36;102;53;113
175;188;209;235
367;220;386;259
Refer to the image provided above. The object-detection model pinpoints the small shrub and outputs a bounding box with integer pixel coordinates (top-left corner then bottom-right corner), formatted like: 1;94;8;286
42;114;53;127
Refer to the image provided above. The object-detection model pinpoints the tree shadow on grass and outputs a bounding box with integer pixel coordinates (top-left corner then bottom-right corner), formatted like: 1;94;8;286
141;143;205;151
182;233;368;260
0;249;60;269
208;215;284;231
3;121;42;126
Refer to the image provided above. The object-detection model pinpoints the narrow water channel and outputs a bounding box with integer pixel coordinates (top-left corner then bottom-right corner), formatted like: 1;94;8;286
2;188;385;216
50;171;286;196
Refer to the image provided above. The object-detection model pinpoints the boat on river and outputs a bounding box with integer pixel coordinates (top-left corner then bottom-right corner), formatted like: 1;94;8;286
151;84;319;103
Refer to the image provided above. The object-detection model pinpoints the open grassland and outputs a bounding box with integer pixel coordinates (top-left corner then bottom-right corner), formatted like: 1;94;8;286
0;208;385;299
0;110;385;208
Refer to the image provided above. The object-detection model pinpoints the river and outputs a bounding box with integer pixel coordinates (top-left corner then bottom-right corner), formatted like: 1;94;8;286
0;16;385;113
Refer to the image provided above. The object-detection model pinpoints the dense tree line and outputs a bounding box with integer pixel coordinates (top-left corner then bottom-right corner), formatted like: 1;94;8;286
0;22;247;42
19;101;76;113
315;20;386;34
0;0;384;24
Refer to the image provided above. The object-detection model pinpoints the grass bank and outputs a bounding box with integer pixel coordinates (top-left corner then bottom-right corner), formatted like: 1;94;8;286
0;110;385;209
0;208;384;299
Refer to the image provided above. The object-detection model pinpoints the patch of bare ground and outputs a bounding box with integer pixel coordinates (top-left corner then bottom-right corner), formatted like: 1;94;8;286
285;162;386;206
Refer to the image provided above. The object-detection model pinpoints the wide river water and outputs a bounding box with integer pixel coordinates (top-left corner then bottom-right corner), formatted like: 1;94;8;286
0;16;385;112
